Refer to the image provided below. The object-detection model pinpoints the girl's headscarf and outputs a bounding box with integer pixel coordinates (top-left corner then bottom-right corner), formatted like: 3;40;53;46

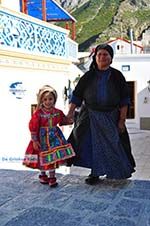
36;85;57;109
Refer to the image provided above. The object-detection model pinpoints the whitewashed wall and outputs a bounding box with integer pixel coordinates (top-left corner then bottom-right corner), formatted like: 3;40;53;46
112;54;150;128
1;0;20;11
110;40;142;55
0;54;74;170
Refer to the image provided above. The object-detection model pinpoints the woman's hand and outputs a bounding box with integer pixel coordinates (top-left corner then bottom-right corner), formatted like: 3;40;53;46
118;106;127;133
67;116;74;124
66;112;74;124
33;141;41;150
60;115;74;125
66;103;77;123
118;119;125;133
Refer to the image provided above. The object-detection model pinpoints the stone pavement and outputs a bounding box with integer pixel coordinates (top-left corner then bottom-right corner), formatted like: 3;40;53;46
0;123;150;226
128;124;150;181
0;170;150;226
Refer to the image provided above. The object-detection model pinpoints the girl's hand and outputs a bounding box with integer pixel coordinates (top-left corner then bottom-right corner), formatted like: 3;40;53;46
33;141;41;150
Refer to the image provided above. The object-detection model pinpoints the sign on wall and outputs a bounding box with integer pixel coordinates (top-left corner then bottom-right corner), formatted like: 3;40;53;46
9;82;26;99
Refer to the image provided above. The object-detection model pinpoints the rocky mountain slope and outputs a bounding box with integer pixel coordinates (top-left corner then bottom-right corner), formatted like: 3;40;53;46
56;0;150;51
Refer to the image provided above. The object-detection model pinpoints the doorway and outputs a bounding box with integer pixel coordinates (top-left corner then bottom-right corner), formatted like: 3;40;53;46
127;81;135;119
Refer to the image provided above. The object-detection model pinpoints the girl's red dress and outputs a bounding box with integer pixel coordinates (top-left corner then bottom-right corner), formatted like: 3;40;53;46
23;107;75;170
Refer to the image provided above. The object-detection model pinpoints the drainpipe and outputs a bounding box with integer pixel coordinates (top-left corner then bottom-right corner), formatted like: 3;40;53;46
130;28;134;54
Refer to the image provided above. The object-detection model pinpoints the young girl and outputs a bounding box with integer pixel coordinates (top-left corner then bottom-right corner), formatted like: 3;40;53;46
23;85;75;187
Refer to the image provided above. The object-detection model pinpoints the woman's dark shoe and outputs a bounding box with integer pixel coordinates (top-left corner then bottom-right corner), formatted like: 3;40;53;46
85;175;99;185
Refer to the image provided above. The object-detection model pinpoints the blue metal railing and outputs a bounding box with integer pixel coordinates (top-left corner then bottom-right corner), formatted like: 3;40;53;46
0;7;78;61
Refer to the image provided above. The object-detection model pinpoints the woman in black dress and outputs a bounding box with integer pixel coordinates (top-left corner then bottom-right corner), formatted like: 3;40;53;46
67;44;136;185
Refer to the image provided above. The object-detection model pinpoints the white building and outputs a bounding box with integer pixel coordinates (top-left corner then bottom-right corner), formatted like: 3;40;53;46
142;29;150;53
108;37;143;55
112;54;150;130
0;2;78;171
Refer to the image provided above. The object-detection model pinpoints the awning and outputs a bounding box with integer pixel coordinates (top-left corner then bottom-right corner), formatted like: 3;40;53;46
20;0;76;22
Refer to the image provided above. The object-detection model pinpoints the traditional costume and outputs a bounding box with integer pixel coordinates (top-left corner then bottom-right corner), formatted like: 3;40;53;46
23;84;75;176
68;67;135;179
23;107;75;170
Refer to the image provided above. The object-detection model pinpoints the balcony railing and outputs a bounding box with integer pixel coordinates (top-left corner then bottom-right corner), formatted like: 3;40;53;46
0;6;78;61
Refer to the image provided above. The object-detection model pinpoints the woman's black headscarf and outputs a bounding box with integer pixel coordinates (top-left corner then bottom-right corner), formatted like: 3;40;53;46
90;43;114;70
